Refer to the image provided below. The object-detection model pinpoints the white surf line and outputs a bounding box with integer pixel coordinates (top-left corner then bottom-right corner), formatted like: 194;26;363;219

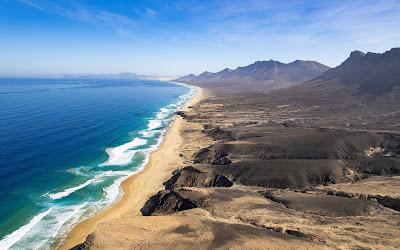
140;107;172;137
48;179;94;200
48;170;131;200
147;119;163;130
97;83;196;208
1;83;196;250
98;83;196;208
101;137;148;166
0;208;52;250
139;129;158;138
34;203;88;250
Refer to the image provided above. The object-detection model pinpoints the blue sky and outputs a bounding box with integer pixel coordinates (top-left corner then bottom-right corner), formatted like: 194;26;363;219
0;0;399;76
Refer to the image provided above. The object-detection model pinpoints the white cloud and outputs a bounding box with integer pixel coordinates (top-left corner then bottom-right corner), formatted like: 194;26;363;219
145;8;157;18
18;0;137;36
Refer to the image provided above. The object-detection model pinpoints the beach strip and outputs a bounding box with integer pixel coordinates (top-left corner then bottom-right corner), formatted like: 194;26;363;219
61;87;202;249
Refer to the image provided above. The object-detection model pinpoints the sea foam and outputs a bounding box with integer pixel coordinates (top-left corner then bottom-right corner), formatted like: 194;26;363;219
147;119;163;130
101;137;147;166
0;82;196;249
48;169;132;200
49;179;94;200
0;208;52;249
33;203;87;249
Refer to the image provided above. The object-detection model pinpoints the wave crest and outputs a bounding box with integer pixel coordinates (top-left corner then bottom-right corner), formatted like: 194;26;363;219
101;137;147;166
0;208;52;249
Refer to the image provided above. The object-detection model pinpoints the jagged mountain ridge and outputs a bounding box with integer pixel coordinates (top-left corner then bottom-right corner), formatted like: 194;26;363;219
176;60;330;91
306;48;400;94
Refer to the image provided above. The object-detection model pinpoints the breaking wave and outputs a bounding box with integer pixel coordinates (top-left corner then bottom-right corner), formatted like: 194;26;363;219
0;82;196;249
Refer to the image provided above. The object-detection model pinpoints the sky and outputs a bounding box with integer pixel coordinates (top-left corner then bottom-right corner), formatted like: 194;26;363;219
0;0;399;76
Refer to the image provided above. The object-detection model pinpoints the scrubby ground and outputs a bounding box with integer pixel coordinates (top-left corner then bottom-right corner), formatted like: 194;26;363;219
140;87;400;249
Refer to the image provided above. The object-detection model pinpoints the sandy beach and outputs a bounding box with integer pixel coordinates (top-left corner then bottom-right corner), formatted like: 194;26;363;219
61;87;203;249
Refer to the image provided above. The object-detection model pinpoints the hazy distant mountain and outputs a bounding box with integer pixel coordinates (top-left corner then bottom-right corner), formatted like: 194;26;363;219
32;72;143;79
175;74;197;82
71;72;142;79
176;60;330;91
26;72;179;81
306;48;400;94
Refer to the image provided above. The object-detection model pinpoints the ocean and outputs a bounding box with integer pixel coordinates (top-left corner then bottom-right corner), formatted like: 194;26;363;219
0;78;194;249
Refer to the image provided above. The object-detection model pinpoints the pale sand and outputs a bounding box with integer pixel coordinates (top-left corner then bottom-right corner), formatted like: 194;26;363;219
61;87;203;250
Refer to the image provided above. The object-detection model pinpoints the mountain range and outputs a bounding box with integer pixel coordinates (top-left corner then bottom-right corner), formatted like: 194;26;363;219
176;60;330;91
304;48;400;95
177;48;400;96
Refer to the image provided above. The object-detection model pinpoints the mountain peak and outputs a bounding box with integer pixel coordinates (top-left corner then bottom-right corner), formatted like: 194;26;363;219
291;60;312;65
317;47;400;94
349;50;366;59
387;47;400;55
254;59;277;64
221;68;232;72
176;58;330;91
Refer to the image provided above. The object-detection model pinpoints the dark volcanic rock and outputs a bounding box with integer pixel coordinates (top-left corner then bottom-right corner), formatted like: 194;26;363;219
164;166;233;189
192;128;399;189
327;190;400;212
164;166;202;189
373;196;400;212
382;134;400;156
196;130;385;161
204;127;236;141
261;190;379;216
212;156;232;165
360;158;400;175
193;144;232;164
141;189;199;216
212;175;233;187
285;230;309;239
175;111;187;118
70;233;95;250
214;159;347;189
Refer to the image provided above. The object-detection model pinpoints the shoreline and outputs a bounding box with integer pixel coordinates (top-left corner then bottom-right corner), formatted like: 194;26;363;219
61;86;203;249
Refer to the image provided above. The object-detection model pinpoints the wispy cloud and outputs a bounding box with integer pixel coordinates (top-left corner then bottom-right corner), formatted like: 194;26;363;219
145;8;157;18
19;0;47;11
305;0;400;47
20;0;399;49
175;0;400;49
18;0;137;36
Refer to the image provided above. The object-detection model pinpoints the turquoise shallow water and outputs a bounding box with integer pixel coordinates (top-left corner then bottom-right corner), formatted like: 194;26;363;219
0;78;194;249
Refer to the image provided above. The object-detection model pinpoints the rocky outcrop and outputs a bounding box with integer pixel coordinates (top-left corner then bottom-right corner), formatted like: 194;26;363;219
204;127;236;141
193;144;232;164
141;189;199;216
175;111;187;118
69;233;95;250
261;190;380;216
163;166;233;190
214;159;348;189
212;156;232;165
192;128;400;189
359;157;400;175
326;190;400;212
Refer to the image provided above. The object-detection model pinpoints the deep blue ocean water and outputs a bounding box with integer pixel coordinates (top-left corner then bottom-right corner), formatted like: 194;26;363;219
0;78;193;249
